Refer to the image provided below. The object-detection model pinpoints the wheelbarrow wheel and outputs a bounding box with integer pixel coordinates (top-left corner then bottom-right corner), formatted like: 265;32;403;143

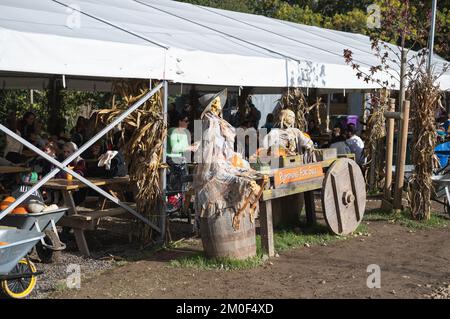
36;230;62;263
1;259;37;299
444;197;450;217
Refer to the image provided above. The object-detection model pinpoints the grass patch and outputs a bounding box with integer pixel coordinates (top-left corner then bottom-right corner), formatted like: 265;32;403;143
54;280;69;292
170;253;265;271
169;237;265;271
364;209;448;230
170;221;368;270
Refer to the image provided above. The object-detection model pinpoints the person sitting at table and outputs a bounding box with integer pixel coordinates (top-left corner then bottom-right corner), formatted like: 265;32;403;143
54;142;87;205
86;141;127;178
3;115;26;164
307;119;321;137
71;116;88;147
345;124;365;166
30;119;47;149
57;142;87;178
31;141;58;178
18;111;36;143
329;133;352;155
261;113;275;134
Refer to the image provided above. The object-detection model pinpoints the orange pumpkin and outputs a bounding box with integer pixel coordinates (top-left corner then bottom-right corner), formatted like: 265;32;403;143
0;196;15;211
231;154;245;168
12;206;28;215
272;147;287;158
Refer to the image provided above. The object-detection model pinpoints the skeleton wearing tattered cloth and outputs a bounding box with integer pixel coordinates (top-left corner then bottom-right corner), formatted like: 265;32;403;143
262;109;316;163
193;89;266;230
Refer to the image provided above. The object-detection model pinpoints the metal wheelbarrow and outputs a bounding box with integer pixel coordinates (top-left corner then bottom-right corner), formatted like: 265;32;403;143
431;173;450;217
0;227;44;299
0;208;68;263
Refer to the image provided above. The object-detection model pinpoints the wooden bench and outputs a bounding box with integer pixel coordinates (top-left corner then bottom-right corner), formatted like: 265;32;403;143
37;176;133;256
59;203;137;231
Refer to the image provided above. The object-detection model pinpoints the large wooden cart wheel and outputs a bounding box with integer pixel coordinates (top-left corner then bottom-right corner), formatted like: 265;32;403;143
322;158;366;235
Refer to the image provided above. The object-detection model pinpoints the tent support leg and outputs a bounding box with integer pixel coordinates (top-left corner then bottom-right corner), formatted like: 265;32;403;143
159;80;169;244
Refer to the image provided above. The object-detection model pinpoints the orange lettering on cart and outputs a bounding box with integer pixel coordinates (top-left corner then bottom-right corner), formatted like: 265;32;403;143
274;163;324;187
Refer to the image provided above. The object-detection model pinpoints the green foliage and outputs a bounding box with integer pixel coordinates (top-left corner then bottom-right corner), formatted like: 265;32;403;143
364;209;448;229
177;0;449;60
169;221;368;270
0;90;48;123
0;89;110;134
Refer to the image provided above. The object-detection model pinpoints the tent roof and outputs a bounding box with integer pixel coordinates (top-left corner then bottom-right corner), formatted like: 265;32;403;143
0;0;449;90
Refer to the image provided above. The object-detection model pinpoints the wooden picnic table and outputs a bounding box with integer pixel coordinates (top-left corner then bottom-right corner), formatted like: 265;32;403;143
21;149;37;158
38;176;132;256
0;166;31;174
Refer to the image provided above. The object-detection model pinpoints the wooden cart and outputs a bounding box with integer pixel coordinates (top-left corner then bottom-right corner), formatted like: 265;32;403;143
257;153;366;257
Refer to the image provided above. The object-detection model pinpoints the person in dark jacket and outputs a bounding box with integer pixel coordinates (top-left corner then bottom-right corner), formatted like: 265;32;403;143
86;142;127;178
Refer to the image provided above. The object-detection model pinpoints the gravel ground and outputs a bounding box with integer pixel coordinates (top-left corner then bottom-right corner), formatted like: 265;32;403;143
427;283;450;299
29;217;195;299
31;251;115;299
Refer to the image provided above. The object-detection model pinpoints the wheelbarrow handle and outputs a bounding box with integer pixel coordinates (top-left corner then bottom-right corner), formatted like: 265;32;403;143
39;238;67;251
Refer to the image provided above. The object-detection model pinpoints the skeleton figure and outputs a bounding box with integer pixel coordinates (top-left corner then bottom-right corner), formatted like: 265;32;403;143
262;109;316;162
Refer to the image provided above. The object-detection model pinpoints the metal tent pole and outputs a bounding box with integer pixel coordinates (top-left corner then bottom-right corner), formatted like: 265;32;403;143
159;80;168;243
0;82;164;224
427;0;438;74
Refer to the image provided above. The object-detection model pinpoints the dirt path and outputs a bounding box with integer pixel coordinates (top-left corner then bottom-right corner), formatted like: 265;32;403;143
51;220;450;299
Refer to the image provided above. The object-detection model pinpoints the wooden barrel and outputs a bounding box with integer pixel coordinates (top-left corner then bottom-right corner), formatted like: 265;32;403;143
200;213;256;260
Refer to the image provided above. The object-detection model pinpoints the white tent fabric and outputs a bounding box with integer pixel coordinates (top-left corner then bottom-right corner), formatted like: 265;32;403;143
0;0;448;90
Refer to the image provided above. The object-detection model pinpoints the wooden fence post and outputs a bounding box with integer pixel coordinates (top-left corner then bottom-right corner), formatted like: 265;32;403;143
393;100;410;209
384;98;396;203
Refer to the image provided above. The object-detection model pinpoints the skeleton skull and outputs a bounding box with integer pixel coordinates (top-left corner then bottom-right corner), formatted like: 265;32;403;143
279;109;296;129
210;97;222;117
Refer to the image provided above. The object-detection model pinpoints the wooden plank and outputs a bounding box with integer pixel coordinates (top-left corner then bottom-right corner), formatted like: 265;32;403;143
274;163;324;187
58;215;96;231
259;200;274;257
36;176;131;191
0;166;31;174
319;158;339;168
304;191;316;225
337;154;356;160
62;190;90;256
261;176;323;201
81;206;136;220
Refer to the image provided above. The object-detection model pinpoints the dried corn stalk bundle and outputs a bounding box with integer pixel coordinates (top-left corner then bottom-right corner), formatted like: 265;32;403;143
274;88;308;131
95;80;166;243
407;72;441;220
306;97;325;127
364;89;389;190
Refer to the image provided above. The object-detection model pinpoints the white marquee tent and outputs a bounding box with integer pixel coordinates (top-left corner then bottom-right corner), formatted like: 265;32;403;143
0;0;449;91
0;0;449;248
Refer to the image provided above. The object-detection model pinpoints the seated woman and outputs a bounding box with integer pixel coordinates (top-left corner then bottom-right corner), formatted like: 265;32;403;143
57;142;87;178
86;141;127;178
57;142;87;205
3;116;26;164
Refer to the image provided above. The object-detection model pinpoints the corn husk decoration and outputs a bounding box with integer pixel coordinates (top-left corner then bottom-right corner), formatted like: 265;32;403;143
407;72;441;220
94;80;166;243
275;88;309;131
364;89;389;191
